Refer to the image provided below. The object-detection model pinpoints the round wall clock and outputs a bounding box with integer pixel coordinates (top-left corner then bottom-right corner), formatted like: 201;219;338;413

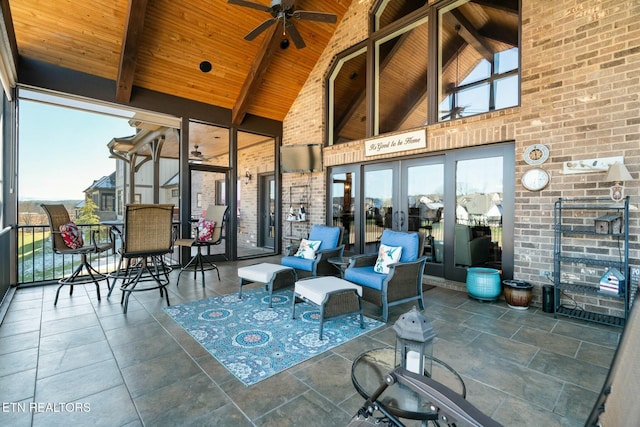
523;144;550;165
522;167;551;191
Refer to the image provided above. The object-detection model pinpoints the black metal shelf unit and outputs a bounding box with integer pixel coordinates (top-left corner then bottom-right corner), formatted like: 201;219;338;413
553;196;630;327
286;185;310;239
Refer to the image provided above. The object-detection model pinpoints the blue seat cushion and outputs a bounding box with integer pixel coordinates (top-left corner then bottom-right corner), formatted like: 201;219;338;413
308;225;341;250
281;255;314;272
380;230;420;262
344;266;386;291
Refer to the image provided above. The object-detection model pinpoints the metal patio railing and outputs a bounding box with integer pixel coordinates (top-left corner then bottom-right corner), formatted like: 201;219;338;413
16;223;183;286
16;224;118;285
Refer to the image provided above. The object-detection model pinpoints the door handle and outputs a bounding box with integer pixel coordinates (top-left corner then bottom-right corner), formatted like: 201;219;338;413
400;210;405;228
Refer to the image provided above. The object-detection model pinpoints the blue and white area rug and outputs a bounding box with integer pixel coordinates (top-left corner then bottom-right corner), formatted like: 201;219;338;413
164;288;384;386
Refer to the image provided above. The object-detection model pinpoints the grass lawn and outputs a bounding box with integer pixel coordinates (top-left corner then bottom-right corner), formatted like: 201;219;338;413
18;230;49;260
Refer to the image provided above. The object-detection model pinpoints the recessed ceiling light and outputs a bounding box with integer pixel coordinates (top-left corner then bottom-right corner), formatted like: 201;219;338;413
199;61;212;73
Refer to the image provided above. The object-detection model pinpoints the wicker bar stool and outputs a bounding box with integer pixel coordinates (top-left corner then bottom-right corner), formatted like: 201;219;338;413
112;204;175;313
41;204;113;305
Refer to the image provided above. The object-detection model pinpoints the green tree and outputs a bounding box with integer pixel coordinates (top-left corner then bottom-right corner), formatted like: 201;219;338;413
76;199;100;224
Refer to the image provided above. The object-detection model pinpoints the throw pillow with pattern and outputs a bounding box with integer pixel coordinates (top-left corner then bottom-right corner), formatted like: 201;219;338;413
197;219;216;242
374;244;402;274
59;221;84;249
294;239;321;259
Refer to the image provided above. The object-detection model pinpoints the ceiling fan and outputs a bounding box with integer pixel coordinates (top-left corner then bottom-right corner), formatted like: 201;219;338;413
190;145;213;161
227;0;337;49
439;104;469;120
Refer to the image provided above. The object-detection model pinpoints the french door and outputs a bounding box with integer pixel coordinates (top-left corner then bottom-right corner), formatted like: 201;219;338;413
331;143;514;281
363;158;446;273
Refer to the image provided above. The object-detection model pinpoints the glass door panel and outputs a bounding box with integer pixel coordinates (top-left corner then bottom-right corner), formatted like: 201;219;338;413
402;159;444;266
364;163;399;253
454;156;503;271
259;174;275;250
188;168;228;261
237;131;276;258
331;171;356;252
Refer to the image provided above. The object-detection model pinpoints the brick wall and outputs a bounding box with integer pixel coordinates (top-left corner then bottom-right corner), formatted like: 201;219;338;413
281;0;640;313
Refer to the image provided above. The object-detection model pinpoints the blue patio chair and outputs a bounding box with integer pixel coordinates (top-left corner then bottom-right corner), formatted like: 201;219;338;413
281;225;344;278
344;230;427;322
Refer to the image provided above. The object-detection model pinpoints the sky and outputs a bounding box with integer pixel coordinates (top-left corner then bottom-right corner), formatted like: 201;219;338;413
19;100;135;201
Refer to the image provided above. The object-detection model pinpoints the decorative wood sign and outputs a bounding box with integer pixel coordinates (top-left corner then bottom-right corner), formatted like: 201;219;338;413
365;129;426;157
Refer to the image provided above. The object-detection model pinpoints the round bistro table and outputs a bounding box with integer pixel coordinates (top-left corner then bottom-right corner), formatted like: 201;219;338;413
351;347;466;424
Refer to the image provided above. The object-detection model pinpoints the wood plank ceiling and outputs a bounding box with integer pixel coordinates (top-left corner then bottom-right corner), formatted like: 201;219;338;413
8;0;352;124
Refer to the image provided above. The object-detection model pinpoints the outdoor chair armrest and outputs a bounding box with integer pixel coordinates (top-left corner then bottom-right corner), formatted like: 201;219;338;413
91;228;115;252
316;245;345;258
348;253;378;268
284;244;301;257
89;229;100;251
313;245;345;276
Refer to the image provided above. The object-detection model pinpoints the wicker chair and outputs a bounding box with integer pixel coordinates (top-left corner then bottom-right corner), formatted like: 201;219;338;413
281;225;345;278
174;204;228;287
113;204;174;313
41;204;113;305
344;230;427;323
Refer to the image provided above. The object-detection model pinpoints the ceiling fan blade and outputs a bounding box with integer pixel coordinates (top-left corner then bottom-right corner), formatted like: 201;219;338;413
285;21;306;49
244;18;277;41
292;10;337;24
227;0;271;13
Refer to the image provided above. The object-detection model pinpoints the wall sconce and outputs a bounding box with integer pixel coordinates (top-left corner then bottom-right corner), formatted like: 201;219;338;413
605;162;633;202
244;170;252;184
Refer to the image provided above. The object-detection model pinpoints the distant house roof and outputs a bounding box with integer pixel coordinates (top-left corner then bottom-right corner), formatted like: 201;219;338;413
84;172;116;193
162;172;179;188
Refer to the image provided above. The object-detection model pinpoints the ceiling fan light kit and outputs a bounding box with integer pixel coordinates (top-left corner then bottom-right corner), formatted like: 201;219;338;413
228;0;337;49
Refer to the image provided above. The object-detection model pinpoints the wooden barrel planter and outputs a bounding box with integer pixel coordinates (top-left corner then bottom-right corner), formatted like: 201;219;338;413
502;280;533;310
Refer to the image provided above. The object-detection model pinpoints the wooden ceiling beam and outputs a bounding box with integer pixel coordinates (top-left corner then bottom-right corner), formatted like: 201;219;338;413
231;24;280;126
446;9;494;63
116;0;149;103
470;0;519;15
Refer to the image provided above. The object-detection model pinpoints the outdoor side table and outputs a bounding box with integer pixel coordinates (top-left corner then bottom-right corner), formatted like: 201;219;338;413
328;256;351;278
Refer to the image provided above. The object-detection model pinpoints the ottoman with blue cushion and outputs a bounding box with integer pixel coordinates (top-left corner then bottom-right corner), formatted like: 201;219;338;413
237;263;297;308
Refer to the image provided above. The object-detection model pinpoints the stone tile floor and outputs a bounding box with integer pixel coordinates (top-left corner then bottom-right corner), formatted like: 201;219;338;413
0;256;620;426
